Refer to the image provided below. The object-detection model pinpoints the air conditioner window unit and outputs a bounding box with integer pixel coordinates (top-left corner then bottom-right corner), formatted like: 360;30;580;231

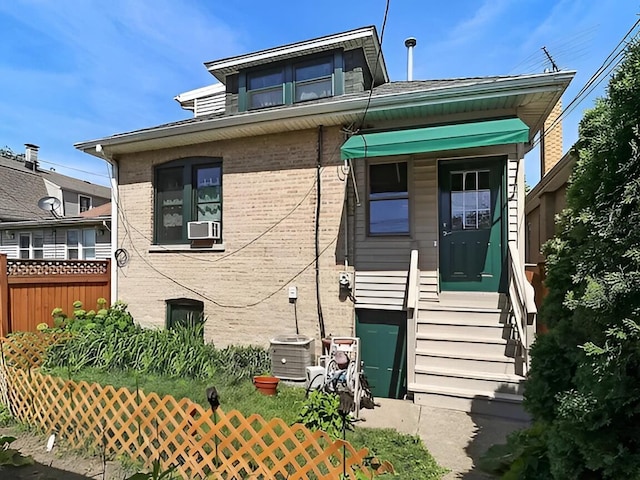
187;221;221;240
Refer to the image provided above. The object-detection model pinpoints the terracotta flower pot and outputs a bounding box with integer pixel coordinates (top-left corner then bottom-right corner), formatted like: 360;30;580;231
253;376;279;395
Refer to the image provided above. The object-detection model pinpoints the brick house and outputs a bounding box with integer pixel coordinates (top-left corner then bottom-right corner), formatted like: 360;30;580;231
76;26;574;416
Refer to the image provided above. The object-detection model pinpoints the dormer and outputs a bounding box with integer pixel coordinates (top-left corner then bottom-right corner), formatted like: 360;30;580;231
176;26;387;118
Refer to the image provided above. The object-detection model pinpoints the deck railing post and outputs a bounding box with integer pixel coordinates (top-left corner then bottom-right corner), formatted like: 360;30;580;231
0;254;8;336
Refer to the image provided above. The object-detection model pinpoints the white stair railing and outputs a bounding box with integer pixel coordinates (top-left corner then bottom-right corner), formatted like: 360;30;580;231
405;250;420;388
507;242;537;373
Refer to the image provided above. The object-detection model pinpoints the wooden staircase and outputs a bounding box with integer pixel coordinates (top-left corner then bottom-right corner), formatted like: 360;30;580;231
408;290;529;420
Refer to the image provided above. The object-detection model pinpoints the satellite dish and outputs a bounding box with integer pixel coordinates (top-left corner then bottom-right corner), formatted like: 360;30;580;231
37;196;62;217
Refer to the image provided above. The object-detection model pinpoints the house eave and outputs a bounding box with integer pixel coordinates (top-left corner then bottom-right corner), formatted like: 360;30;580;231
75;71;575;159
204;26;388;86
0;216;111;230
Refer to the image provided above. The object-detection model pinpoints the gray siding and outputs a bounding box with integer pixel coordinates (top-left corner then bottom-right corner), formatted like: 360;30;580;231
353;156;438;309
0;227;110;260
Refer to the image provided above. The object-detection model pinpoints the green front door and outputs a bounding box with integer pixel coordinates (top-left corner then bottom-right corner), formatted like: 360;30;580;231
439;158;505;292
356;310;406;399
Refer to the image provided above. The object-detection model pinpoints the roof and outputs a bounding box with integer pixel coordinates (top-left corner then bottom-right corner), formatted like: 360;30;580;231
205;26;388;86
78;202;111;218
76;71;575;158
40;169;110;199
0;155;51;221
525;150;577;214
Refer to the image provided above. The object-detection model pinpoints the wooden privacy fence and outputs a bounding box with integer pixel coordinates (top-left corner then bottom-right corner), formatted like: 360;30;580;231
0;254;111;336
525;262;548;334
0;334;392;479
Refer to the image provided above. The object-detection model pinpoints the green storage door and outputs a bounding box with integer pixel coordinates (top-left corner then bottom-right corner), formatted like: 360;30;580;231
356;310;407;399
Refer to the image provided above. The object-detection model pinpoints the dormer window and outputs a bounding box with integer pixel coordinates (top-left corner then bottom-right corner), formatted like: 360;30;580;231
248;67;285;109
240;53;341;112
294;57;333;102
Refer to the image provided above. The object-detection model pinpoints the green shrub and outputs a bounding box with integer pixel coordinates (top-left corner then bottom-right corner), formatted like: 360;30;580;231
49;300;136;334
296;391;352;439
42;322;270;384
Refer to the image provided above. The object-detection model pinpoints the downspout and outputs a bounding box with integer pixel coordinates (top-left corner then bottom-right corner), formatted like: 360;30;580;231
96;144;119;305
315;126;326;341
109;160;119;305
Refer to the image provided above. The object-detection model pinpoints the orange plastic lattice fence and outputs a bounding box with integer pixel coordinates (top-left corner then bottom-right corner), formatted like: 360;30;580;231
0;332;69;370
4;367;392;479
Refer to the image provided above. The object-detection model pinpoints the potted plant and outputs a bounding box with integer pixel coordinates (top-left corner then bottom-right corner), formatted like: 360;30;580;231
253;373;279;395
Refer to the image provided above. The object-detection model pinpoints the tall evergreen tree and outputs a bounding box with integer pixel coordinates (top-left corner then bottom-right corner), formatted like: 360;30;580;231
523;38;640;478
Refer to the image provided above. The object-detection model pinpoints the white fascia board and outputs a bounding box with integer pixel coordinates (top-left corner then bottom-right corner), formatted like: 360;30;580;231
174;83;225;102
205;27;376;72
76;71;575;156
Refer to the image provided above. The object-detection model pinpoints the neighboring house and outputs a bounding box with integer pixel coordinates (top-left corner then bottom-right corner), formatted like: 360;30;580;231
76;26;574;416
0;145;111;260
525;150;576;264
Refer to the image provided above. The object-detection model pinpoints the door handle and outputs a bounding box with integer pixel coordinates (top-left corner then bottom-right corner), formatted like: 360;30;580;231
442;230;452;237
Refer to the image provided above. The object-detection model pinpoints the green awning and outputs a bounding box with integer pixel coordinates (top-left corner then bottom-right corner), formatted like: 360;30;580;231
340;118;529;160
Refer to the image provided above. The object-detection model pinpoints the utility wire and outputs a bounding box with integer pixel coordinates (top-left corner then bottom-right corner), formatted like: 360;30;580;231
356;0;391;133
532;19;640;150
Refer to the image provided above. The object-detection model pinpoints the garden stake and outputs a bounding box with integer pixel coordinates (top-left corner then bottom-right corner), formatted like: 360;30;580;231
136;375;141;445
206;386;220;469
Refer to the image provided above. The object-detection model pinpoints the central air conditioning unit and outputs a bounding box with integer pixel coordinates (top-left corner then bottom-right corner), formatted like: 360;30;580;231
187;221;221;240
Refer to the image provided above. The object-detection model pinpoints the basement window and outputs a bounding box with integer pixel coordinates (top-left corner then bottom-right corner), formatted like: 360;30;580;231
165;298;205;332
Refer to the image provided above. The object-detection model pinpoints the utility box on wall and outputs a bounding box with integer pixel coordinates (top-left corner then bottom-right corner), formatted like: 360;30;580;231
270;335;315;381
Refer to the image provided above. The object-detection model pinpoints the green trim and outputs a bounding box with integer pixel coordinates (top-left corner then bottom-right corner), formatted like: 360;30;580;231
340;118;530;160
154;157;222;245
238;51;343;112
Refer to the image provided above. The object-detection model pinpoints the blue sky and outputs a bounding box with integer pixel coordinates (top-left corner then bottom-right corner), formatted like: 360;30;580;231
0;0;638;188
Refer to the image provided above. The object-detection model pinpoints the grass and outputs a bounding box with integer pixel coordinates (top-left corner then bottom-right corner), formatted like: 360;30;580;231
43;366;447;479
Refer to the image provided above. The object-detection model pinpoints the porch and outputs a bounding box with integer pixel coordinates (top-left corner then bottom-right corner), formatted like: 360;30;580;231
342;119;537;418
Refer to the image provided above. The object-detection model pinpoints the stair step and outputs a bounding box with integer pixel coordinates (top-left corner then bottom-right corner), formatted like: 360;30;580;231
416;349;520;375
416;332;518;357
414;365;525;395
437;291;507;309
417;322;509;338
419;303;504;314
410;384;530;421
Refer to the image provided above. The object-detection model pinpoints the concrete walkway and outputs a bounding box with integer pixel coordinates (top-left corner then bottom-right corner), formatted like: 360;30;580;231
358;398;529;479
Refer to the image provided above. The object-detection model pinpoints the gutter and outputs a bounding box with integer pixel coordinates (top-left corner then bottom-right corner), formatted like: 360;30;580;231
0;217;110;229
75;71;575;157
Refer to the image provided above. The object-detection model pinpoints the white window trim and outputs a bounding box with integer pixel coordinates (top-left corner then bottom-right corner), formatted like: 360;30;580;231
66;228;97;260
18;231;44;259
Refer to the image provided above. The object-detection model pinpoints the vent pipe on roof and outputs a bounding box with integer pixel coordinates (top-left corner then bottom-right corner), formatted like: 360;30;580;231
404;37;417;81
24;143;39;171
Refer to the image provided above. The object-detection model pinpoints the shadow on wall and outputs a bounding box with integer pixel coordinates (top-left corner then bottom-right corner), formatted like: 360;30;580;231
460;383;530;480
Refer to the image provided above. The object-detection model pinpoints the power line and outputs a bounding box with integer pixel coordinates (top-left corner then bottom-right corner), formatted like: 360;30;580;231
532;18;640;150
356;0;391;133
37;158;111;180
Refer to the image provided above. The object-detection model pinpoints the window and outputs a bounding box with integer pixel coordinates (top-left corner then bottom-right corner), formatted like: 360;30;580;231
241;53;339;111
18;232;44;259
67;229;96;259
450;170;491;230
247;67;285;109
165;298;204;332
79;195;92;213
294;57;333;102
368;162;409;235
155;158;222;244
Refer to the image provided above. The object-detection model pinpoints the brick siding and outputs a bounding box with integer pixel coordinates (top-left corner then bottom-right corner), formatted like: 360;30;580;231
116;126;354;349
